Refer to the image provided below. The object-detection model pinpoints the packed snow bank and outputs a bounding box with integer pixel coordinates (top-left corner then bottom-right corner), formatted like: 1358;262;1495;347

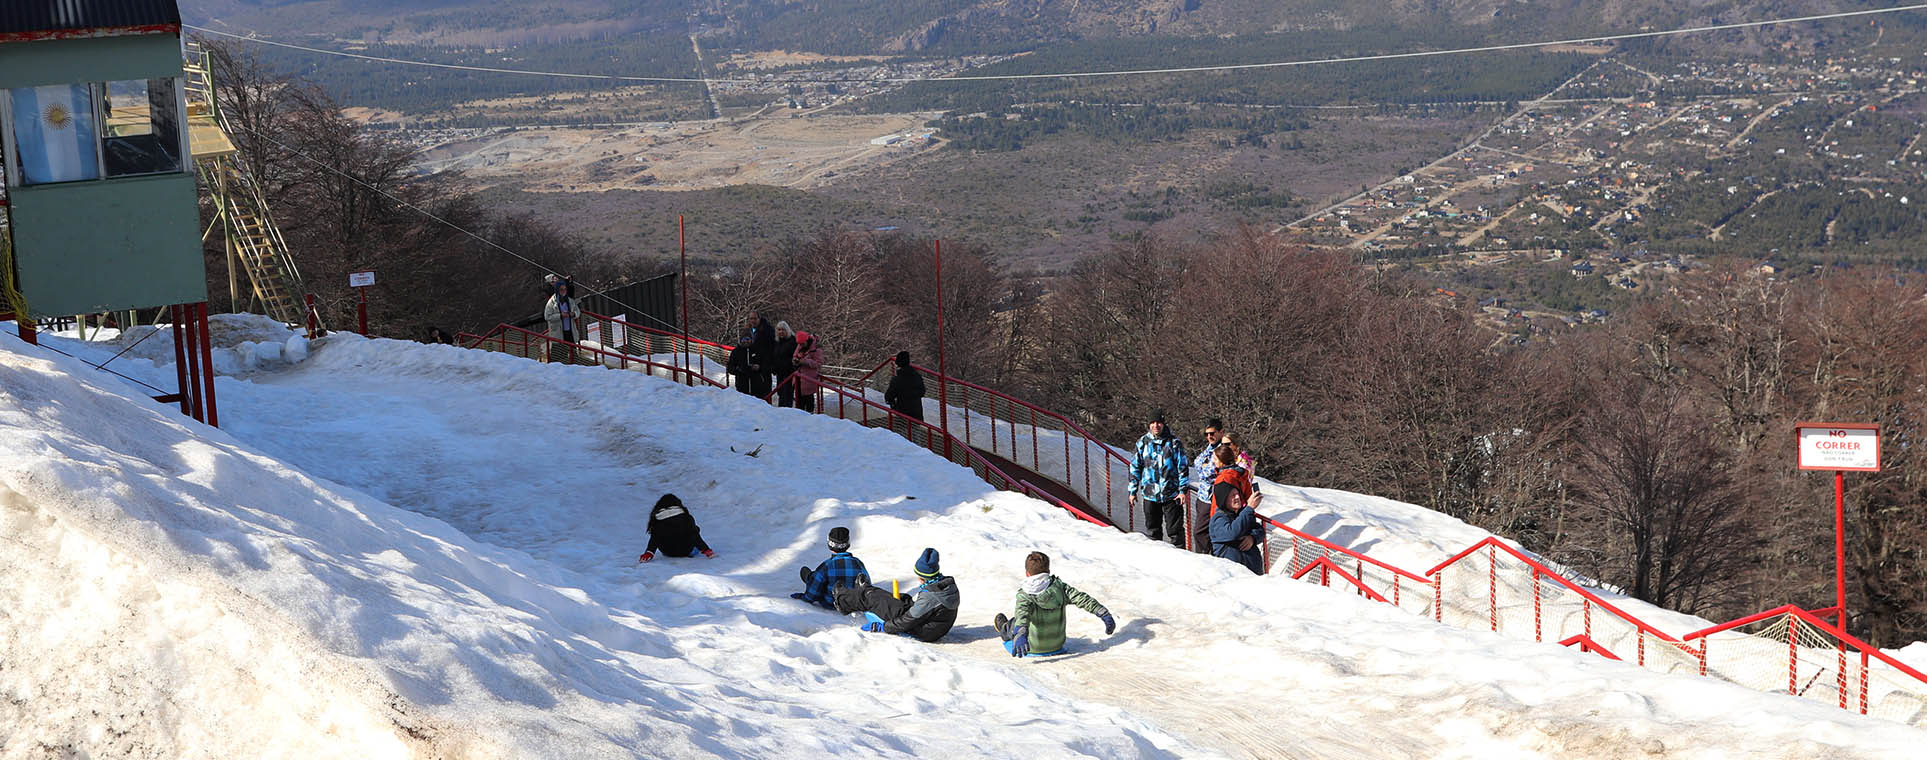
8;326;1927;758
0;331;1204;758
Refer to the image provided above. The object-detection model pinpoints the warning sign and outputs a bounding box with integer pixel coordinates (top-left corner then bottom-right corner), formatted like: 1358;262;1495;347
1795;423;1880;472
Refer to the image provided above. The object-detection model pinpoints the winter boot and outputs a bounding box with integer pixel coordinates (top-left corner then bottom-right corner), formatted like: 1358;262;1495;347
799;566;813;585
993;613;1012;640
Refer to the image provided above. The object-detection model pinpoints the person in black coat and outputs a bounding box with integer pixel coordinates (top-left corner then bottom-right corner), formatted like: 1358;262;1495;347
726;329;753;395
640;493;714;562
772;321;799;407
883;350;925;422
746;312;776;400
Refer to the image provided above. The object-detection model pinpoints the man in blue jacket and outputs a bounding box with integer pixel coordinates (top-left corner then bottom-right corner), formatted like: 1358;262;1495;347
793;526;869;609
1128;411;1189;547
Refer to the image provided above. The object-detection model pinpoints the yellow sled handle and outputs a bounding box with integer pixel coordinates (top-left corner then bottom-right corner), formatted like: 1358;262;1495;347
892;579;900;598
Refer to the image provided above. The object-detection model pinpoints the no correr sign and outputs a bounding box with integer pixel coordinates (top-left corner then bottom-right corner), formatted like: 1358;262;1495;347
1795;422;1880;472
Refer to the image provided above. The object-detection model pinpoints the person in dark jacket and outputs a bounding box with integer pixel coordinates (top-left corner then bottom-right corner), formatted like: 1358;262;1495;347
746;312;776;400
727;329;753;395
772;321;799;407
1207;481;1265;575
834;547;960;642
639;493;715;562
883;350;925;422
792;526;869;610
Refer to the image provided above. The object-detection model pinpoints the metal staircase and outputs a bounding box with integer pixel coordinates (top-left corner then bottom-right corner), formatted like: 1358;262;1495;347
183;42;311;327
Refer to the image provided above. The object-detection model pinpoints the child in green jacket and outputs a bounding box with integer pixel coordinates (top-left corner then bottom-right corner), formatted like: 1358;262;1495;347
992;551;1115;656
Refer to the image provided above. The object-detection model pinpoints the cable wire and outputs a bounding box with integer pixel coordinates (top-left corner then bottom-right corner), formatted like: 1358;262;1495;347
188;5;1927;85
229;122;674;327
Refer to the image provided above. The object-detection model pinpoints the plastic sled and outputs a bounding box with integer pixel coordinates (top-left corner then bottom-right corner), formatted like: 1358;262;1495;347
860;612;918;638
1002;639;1069;657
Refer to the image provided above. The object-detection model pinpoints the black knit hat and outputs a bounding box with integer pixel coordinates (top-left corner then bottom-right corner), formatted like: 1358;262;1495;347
828;526;851;552
896;350;912;368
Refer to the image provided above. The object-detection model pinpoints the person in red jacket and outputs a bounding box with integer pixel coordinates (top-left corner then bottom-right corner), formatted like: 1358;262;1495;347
791;330;825;413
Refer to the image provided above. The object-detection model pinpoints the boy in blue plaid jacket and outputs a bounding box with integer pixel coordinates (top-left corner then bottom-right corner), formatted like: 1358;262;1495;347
792;526;869;609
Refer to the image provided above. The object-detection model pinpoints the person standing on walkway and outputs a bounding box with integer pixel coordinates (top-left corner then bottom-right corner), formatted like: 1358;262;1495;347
543;275;583;364
792;330;825;413
884;350;925;422
727;329;754;395
1186;418;1227;553
1127;411;1189;547
746;312;776;400
772;321;799;407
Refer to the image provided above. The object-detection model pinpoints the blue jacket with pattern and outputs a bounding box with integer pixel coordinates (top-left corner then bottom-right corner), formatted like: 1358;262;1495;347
1128;432;1189;503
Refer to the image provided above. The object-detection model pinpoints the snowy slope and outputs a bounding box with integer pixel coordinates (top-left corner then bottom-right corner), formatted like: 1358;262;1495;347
3;318;1924;759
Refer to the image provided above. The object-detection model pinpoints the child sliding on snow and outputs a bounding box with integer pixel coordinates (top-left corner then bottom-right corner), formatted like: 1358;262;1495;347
992;551;1114;657
639;493;714;562
834;547;960;642
792;526;868;610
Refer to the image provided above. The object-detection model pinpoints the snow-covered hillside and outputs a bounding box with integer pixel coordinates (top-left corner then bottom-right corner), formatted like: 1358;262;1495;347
2;317;1922;759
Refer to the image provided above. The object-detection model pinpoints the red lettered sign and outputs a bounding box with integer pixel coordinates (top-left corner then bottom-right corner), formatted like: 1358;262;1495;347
1795;422;1880;471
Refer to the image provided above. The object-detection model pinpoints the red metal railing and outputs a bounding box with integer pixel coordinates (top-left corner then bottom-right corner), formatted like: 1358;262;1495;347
849;358;1137;533
458;322;726;388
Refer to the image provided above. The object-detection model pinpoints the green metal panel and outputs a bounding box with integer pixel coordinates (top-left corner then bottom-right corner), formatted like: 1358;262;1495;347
10;172;205;315
0;34;182;90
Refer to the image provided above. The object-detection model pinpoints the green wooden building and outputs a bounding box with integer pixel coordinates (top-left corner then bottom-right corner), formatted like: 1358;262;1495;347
1;0;204;318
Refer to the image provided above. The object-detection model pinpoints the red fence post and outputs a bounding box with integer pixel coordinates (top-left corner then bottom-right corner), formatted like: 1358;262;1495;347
1434;577;1444;623
196;303;218;428
1788;617;1799;695
1532;568;1543;642
170;306;190;416
1487;545;1499;633
1860;651;1870;714
1031;409;1040;470
1837;646;1849;709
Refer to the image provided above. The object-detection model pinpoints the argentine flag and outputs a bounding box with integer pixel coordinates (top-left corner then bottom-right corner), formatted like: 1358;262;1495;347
8;84;98;185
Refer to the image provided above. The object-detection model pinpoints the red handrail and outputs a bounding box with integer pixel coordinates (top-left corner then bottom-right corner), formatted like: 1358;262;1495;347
1260;515;1434;586
1429;537;1690;648
460;322;727;389
584;310;734;352
860;359;1134;470
1291;556;1392;604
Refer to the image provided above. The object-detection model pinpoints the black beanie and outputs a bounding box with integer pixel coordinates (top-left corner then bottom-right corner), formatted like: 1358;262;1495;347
896;351;912;368
828;526;851;552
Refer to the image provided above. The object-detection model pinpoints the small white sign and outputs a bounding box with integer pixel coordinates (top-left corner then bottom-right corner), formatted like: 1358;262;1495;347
609;314;627;349
585;320;601;346
348;270;375;288
1796;423;1880;471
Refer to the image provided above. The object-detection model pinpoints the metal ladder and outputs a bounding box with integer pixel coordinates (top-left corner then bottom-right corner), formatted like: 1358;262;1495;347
184;42;313;327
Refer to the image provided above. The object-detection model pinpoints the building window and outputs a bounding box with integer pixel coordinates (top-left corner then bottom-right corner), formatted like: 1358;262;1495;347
4;78;185;186
102;78;183;177
6;83;99;185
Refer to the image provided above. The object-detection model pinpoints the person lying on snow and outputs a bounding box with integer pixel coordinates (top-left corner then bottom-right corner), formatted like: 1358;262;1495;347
792;526;869;610
834;547;960;642
639;493;714;562
992;551;1114;657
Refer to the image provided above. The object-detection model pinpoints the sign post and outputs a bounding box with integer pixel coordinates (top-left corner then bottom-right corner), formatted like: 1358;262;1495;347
348;270;375;336
1795;422;1881;625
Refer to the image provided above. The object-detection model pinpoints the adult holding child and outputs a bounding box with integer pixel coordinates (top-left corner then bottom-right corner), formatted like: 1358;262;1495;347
1208;481;1266;575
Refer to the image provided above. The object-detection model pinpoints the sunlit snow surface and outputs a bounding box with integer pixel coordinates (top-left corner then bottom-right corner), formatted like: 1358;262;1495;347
2;315;1922;759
